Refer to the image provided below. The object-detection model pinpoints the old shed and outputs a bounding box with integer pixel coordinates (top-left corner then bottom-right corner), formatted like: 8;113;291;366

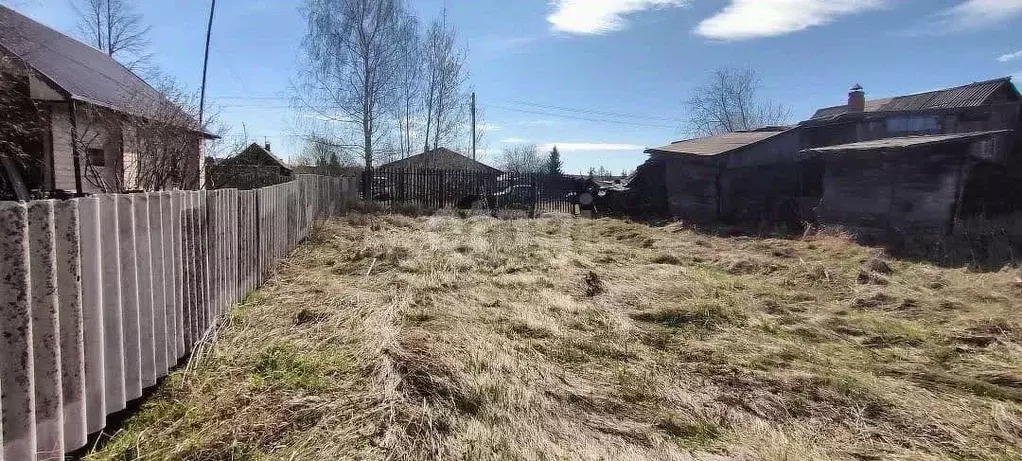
808;130;1014;234
638;127;819;224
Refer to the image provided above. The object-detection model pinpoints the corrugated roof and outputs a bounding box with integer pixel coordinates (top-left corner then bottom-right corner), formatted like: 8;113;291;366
379;148;503;173
0;5;199;130
804;130;1012;153
646;129;790;156
809;78;1018;120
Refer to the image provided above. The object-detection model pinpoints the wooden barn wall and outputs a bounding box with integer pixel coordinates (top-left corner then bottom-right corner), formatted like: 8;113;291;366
720;162;814;223
820;145;965;233
663;157;720;221
725;130;803;168
626;158;669;215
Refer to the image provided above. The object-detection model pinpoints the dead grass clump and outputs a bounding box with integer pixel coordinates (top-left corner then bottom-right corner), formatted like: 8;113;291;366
631;304;740;330
856;269;890;285
850;291;897;310
655;414;724;449
294;308;329;326
864;257;894;275
581;270;605;297
651;253;683;265
719;256;782;275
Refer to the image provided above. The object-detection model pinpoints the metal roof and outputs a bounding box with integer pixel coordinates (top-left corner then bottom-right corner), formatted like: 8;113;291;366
809;78;1018;120
803;130;1013;153
379;148;503;173
646;128;791;157
0;5;200;131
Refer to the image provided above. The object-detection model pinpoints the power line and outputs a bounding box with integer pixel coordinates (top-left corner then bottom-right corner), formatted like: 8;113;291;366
210;95;683;123
495;98;683;122
486;103;678;128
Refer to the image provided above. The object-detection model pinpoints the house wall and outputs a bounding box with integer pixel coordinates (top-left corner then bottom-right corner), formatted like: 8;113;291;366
803;105;1021;150
49;103;121;193
819;144;967;233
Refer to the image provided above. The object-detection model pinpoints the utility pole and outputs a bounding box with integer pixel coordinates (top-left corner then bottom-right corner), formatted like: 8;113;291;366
471;92;476;160
198;0;217;129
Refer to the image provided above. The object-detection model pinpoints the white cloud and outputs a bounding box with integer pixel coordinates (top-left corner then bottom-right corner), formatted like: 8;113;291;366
932;0;1022;30
541;143;644;152
547;0;688;35
500;137;530;144
694;0;886;40
477;123;502;132
1000;50;1022;62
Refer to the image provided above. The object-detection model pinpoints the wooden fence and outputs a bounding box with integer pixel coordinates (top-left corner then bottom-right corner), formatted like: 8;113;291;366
363;169;590;215
0;174;357;460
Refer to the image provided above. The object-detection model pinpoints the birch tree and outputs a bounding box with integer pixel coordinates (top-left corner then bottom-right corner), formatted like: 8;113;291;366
421;12;467;152
72;0;152;71
684;68;791;137
393;13;421;159
298;0;407;170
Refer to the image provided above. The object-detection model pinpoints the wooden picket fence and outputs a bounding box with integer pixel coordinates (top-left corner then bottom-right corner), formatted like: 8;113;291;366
0;174;357;460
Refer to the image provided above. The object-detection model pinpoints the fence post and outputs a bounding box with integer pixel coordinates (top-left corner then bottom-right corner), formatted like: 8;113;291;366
53;199;86;451
77;197;106;434
0;201;35;461
133;195;156;389
27;200;64;459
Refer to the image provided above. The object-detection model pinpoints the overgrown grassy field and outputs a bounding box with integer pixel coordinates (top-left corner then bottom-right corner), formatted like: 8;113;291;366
90;214;1022;460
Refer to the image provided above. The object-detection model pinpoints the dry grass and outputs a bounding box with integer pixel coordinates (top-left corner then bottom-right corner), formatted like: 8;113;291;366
89;214;1022;460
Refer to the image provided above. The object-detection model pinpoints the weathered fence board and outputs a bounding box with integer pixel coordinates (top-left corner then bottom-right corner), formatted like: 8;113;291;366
0;175;355;460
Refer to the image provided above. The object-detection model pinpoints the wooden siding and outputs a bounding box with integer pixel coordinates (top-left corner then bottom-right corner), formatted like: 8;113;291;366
820;145;968;233
664;158;718;221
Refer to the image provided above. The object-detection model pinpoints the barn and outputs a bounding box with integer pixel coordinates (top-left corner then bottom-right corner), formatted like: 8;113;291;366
636;127;820;225
807;130;1014;234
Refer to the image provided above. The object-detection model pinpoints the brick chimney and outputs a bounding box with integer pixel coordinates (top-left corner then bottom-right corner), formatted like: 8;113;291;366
264;142;271;152
848;83;865;112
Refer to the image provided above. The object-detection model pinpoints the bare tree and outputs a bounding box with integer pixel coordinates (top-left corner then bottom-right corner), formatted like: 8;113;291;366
393;13;421;159
421;12;467;152
76;74;218;192
0;54;48;196
499;143;544;174
298;0;407;170
72;0;152;71
684;68;791;137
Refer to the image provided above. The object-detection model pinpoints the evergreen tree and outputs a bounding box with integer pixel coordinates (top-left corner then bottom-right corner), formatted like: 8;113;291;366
329;152;342;174
545;145;563;176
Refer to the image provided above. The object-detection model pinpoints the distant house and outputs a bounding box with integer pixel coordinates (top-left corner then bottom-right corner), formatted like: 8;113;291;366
375;148;503;203
378;147;503;174
208;143;292;190
0;5;214;196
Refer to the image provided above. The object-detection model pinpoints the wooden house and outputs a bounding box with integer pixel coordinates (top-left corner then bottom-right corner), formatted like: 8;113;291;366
208;142;293;190
0;5;214;195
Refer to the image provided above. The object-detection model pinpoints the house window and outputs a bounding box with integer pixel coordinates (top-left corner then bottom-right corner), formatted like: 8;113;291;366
886;116;939;134
87;148;105;167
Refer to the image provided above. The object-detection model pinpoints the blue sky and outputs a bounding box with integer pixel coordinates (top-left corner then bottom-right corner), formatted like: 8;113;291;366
7;0;1022;174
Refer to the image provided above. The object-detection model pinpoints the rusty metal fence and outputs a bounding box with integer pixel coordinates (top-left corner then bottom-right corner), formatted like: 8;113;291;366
0;174;357;460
